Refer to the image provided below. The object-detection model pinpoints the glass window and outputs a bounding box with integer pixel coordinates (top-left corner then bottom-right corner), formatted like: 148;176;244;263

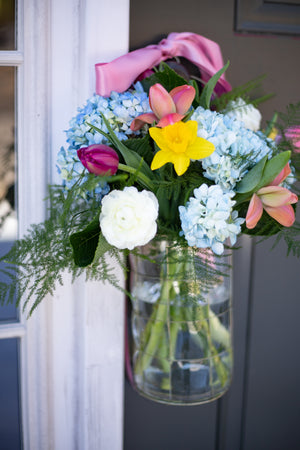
0;65;18;321
0;0;15;50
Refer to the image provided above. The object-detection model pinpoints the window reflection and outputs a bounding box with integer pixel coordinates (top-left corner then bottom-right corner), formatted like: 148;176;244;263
0;0;15;50
0;66;16;240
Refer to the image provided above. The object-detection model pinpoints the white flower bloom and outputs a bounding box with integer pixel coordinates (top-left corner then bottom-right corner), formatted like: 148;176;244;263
100;186;159;250
224;98;262;132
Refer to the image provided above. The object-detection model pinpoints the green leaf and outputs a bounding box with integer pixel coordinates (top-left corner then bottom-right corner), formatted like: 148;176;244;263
264;112;278;137
88;117;155;186
257;150;291;190
124;134;153;165
93;232;112;263
141;62;188;93
70;215;100;267
199;61;230;109
235;155;267;193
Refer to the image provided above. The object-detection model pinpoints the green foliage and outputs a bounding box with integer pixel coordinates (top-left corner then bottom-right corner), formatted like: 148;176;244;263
124;134;154;166
141;62;189;93
212;74;272;112
88;117;155;187
198;61;230;109
256;151;291;190
236;156;267;194
239;207;283;237
70;213;101;267
235;151;291;198
272;220;300;257
0;176;127;316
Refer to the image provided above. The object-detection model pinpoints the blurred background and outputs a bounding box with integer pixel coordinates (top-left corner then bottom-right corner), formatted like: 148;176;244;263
125;1;300;449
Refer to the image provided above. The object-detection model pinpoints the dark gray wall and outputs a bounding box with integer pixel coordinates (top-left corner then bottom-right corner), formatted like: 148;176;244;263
126;1;300;449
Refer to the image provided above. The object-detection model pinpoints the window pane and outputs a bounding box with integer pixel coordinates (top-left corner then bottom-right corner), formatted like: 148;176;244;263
0;338;22;449
0;66;18;321
0;66;16;240
0;0;15;50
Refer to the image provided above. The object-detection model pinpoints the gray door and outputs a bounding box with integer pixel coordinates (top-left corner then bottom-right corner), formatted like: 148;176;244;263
126;1;300;449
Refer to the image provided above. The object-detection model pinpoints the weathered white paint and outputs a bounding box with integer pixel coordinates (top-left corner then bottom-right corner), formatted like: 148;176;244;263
18;0;129;449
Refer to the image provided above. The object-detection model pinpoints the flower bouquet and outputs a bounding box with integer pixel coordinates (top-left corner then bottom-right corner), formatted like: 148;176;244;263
1;32;300;404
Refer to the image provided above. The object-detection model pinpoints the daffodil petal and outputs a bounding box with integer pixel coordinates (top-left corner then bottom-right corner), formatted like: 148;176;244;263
246;194;263;229
264;204;296;227
173;154;190;176
151;150;173;171
186;137;215;160
149;127;172;152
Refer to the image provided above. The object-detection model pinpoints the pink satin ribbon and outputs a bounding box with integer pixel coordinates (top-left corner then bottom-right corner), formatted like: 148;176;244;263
95;32;231;97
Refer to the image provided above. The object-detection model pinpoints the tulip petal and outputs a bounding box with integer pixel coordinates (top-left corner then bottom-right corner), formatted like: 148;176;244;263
130;113;157;131
246;194;263;229
156;113;184;128
269;163;291;186
264;204;296;227
149;84;176;119
170;85;196;115
77;144;119;176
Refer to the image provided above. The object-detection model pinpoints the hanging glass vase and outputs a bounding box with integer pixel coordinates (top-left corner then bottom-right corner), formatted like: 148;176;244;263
129;240;233;405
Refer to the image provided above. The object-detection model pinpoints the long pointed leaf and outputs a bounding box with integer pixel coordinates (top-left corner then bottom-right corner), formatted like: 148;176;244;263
199;61;230;109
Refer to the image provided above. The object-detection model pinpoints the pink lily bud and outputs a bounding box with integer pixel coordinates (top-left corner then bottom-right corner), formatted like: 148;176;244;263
170;85;196;115
77;144;119;176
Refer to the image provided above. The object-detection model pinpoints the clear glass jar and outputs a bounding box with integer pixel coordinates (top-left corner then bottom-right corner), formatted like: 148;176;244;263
129;240;232;405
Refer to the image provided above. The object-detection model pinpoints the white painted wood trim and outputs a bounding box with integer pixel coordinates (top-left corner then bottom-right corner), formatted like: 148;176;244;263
0;323;26;338
0;51;23;64
19;1;129;449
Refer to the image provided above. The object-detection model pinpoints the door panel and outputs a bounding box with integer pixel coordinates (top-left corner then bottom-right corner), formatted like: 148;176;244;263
0;339;22;450
128;1;300;448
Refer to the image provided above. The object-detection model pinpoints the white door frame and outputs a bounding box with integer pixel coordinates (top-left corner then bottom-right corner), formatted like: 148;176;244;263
18;1;129;448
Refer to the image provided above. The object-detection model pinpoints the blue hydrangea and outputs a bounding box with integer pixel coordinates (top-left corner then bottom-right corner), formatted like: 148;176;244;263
57;82;151;197
191;107;274;191
179;184;245;255
65;82;150;152
56;147;110;200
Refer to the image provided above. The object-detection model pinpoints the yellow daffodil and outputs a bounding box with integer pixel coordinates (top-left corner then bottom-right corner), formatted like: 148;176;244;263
149;120;215;176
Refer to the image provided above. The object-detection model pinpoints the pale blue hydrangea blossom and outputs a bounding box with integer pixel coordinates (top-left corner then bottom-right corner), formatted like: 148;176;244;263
57;82;151;194
191;107;274;191
179;184;245;255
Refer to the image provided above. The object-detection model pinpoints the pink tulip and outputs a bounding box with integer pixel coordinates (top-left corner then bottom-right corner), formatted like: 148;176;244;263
246;163;298;229
130;83;195;131
77;144;119;176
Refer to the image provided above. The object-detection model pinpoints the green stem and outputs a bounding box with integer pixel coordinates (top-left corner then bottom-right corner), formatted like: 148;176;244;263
134;280;171;375
118;163;155;191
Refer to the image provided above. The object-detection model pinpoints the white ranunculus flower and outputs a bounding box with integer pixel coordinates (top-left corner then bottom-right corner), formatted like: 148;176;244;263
100;186;159;250
224;98;262;132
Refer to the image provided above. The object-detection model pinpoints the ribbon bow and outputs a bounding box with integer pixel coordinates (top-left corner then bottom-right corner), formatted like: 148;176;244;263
95;32;231;97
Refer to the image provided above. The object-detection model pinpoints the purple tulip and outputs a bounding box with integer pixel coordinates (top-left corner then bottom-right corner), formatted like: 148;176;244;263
77;144;119;176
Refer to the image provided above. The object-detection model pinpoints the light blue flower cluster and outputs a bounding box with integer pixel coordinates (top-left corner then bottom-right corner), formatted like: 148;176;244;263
179;184;245;255
66;82;150;151
57;82;150;195
191;107;274;191
56;147;110;200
